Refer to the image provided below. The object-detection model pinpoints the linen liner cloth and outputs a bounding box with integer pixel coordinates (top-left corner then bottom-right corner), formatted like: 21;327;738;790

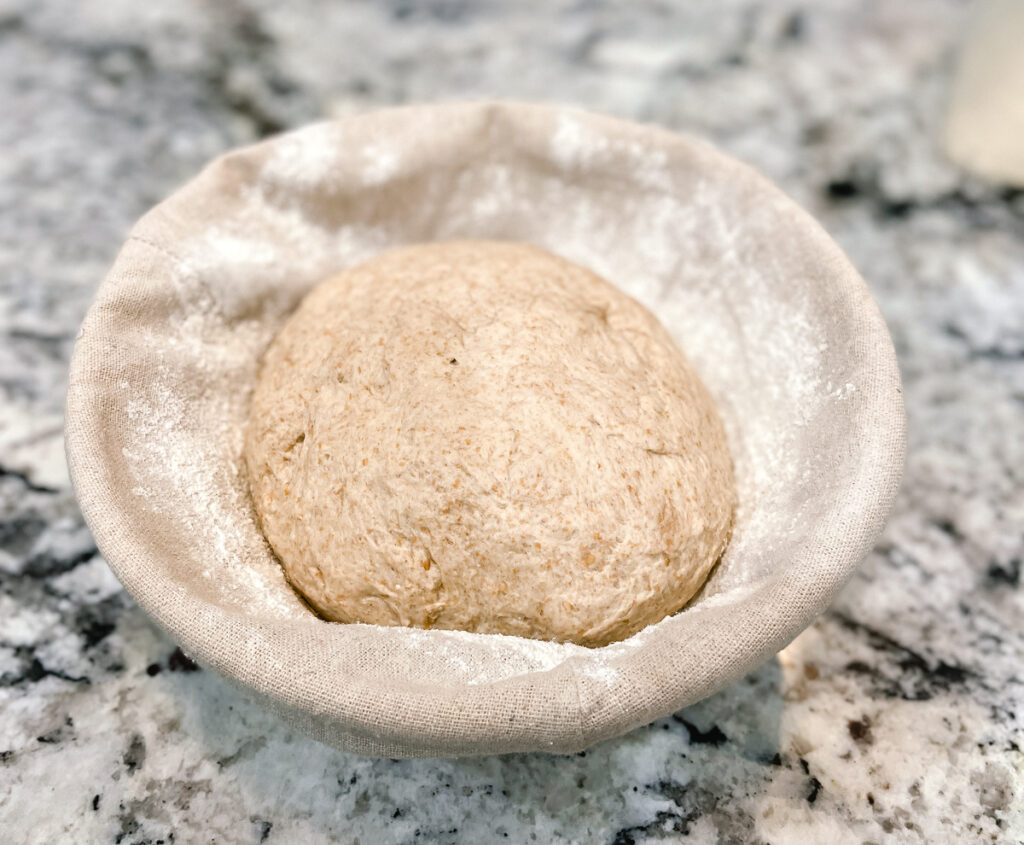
65;101;906;757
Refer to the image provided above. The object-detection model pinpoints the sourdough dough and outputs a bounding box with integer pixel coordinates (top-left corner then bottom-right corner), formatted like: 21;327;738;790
245;241;736;646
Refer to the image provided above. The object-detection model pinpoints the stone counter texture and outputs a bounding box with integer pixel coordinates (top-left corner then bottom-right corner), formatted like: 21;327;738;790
1;1;1021;842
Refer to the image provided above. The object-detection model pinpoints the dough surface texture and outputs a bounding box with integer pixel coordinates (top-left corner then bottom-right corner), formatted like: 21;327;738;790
245;241;736;646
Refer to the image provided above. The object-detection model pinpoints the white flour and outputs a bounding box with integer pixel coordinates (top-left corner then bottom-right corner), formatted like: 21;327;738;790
118;108;839;689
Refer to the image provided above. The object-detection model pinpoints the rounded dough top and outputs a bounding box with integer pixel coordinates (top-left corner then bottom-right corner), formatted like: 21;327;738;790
245;241;735;646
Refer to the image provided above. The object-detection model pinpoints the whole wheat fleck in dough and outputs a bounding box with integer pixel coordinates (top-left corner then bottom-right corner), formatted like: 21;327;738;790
245;241;736;647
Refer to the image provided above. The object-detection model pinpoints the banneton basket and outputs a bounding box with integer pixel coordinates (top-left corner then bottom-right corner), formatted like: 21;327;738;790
66;101;906;757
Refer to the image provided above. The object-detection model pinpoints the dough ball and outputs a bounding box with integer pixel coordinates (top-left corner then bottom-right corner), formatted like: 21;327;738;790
245;241;736;646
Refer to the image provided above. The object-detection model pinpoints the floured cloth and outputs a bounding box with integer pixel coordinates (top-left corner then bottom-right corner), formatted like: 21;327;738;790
66;102;906;757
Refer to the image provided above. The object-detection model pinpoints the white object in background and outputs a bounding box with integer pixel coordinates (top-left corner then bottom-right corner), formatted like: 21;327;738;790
945;0;1024;186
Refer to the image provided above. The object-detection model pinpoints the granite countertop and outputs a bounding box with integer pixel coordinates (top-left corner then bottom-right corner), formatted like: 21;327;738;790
2;1;1022;842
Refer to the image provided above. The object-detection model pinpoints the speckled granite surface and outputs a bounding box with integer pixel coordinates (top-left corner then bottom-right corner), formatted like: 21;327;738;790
1;1;1022;842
